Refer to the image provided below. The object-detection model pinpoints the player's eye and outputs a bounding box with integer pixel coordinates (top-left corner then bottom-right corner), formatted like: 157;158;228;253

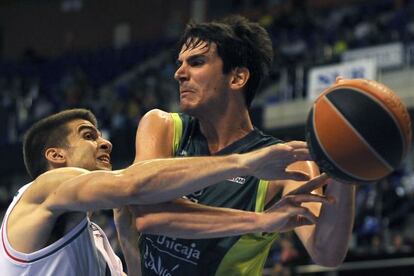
84;132;95;140
189;58;204;67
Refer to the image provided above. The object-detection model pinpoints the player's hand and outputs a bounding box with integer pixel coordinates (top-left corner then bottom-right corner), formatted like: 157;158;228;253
260;174;334;233
245;141;312;181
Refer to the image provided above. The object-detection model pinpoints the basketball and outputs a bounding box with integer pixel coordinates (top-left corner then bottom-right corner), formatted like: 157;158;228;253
306;78;412;183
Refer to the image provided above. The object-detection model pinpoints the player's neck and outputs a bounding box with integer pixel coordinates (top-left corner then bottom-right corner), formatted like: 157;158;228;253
198;108;254;154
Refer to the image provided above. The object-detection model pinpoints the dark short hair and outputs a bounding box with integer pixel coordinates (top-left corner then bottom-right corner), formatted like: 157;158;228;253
177;15;273;107
23;108;98;179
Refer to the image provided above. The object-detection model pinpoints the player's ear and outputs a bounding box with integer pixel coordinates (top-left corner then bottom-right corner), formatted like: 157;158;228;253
45;148;67;166
229;67;250;90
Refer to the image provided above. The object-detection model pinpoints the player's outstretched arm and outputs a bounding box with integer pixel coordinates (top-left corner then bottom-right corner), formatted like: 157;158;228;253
134;109;312;182
129;174;331;238
44;141;311;212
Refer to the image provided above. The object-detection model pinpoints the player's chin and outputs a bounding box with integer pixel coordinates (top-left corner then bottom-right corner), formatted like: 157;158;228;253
96;161;112;170
180;101;198;114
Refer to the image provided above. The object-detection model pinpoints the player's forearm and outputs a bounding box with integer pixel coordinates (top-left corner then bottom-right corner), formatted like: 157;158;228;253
117;233;141;276
113;207;142;276
311;181;355;267
49;154;249;211
133;201;262;238
124;154;249;204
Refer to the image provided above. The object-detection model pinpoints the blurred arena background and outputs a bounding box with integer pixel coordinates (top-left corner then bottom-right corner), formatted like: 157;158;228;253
1;0;414;275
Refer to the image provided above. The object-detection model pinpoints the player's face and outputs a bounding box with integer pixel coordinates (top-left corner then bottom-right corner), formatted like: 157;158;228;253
174;41;232;114
64;119;112;171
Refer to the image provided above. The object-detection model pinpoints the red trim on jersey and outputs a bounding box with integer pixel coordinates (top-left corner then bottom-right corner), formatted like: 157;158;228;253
1;224;28;263
1;219;88;264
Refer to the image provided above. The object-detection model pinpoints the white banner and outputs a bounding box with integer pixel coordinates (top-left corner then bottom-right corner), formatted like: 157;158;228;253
307;58;377;101
342;42;403;69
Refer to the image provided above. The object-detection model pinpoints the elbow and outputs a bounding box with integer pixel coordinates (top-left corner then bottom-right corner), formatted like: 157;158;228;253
309;229;351;267
313;258;343;268
311;249;346;268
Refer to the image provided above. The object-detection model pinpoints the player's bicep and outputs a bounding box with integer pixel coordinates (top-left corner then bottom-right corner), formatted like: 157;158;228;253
134;109;174;162
43;168;134;212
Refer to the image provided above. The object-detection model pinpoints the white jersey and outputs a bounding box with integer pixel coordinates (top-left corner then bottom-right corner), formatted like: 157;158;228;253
0;183;124;276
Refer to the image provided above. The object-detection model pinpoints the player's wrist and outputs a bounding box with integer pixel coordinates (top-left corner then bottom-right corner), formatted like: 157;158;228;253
253;212;268;233
232;153;252;176
237;211;266;234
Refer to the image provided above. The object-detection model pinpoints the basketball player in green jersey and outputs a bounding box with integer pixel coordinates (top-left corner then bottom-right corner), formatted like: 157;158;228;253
132;16;356;275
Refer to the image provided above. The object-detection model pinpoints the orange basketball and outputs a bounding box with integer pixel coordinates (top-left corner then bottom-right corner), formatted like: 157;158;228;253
306;79;412;182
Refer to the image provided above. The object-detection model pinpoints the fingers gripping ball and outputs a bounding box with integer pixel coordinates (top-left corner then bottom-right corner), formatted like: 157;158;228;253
306;78;412;182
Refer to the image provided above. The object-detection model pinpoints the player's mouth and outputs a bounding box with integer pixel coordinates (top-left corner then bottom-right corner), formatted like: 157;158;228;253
180;89;195;100
97;154;111;165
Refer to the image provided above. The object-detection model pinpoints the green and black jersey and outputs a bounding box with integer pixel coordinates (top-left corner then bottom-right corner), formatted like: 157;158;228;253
139;113;283;276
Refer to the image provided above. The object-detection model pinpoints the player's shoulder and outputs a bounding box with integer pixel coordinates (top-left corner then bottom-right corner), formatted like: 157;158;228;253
143;109;194;124
38;167;89;181
26;168;90;202
137;109;176;139
141;108;174;124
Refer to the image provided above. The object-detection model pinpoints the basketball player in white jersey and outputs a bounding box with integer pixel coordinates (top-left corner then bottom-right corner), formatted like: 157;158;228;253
0;108;332;275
